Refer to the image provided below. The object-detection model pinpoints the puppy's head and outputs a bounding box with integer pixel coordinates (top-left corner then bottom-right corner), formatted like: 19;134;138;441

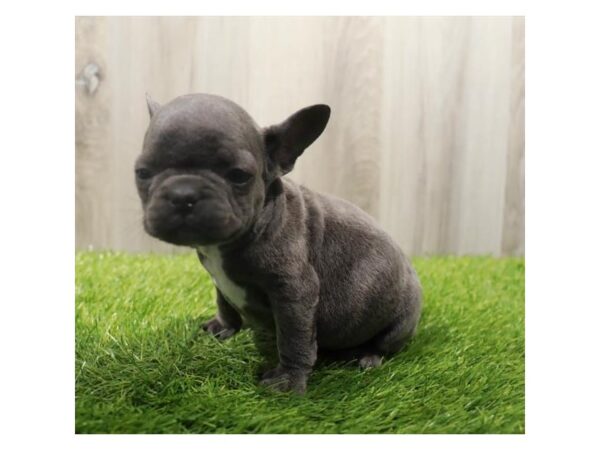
135;93;330;247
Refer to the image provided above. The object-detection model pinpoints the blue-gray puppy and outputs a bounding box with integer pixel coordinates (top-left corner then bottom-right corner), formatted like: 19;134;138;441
135;93;422;393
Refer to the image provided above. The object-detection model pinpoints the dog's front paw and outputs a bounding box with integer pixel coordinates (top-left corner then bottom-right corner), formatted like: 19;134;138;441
259;365;308;394
201;317;238;340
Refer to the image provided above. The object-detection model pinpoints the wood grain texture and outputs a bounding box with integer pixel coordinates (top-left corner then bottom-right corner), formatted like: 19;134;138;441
75;16;525;256
75;17;113;250
501;16;525;256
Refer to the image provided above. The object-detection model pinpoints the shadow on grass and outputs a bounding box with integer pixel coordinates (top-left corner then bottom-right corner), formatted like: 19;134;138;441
77;311;450;402
76;310;520;434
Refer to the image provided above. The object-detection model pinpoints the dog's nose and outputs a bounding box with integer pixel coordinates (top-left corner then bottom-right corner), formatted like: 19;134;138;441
168;184;200;212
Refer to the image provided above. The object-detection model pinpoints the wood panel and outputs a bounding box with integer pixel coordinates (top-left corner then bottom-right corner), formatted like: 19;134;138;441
75;16;525;256
75;17;113;250
502;16;525;256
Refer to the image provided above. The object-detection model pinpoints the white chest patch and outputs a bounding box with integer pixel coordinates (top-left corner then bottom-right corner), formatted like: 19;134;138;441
198;246;247;312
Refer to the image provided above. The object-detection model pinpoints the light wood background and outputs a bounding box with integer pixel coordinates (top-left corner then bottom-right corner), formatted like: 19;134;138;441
75;16;524;256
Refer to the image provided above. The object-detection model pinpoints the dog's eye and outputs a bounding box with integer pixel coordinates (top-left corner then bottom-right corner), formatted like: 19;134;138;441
226;168;253;185
135;168;153;180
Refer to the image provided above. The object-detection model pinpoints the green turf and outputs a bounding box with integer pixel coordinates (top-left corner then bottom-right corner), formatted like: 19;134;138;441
75;252;524;434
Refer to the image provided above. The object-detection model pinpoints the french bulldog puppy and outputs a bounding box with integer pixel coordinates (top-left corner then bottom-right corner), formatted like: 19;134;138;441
135;93;422;393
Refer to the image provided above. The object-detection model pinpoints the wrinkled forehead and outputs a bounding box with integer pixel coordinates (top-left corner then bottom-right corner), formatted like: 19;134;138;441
142;97;264;169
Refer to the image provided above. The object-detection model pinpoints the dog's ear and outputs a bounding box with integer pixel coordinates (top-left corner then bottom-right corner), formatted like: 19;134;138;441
263;104;331;176
145;92;161;118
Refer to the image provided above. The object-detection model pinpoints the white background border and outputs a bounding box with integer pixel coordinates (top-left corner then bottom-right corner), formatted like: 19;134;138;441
1;1;599;449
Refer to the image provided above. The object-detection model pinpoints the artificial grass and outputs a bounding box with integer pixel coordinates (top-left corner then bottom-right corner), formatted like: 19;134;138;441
75;252;524;434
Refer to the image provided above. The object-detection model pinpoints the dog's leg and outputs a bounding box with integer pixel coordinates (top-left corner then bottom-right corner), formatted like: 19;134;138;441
259;268;319;394
319;314;417;370
202;289;242;340
367;314;418;360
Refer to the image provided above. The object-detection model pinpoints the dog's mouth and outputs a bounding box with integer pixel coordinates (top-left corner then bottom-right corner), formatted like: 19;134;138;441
143;205;243;247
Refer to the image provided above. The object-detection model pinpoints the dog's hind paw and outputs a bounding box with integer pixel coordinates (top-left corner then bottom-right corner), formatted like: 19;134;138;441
358;354;383;369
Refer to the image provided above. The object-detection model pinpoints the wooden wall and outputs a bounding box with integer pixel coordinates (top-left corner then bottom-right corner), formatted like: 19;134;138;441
75;16;524;256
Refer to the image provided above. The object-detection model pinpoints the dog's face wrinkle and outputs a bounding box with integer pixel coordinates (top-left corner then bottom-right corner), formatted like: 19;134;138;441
136;127;266;247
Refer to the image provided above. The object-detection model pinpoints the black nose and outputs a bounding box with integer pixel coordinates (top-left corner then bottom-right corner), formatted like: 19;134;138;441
168;184;200;212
